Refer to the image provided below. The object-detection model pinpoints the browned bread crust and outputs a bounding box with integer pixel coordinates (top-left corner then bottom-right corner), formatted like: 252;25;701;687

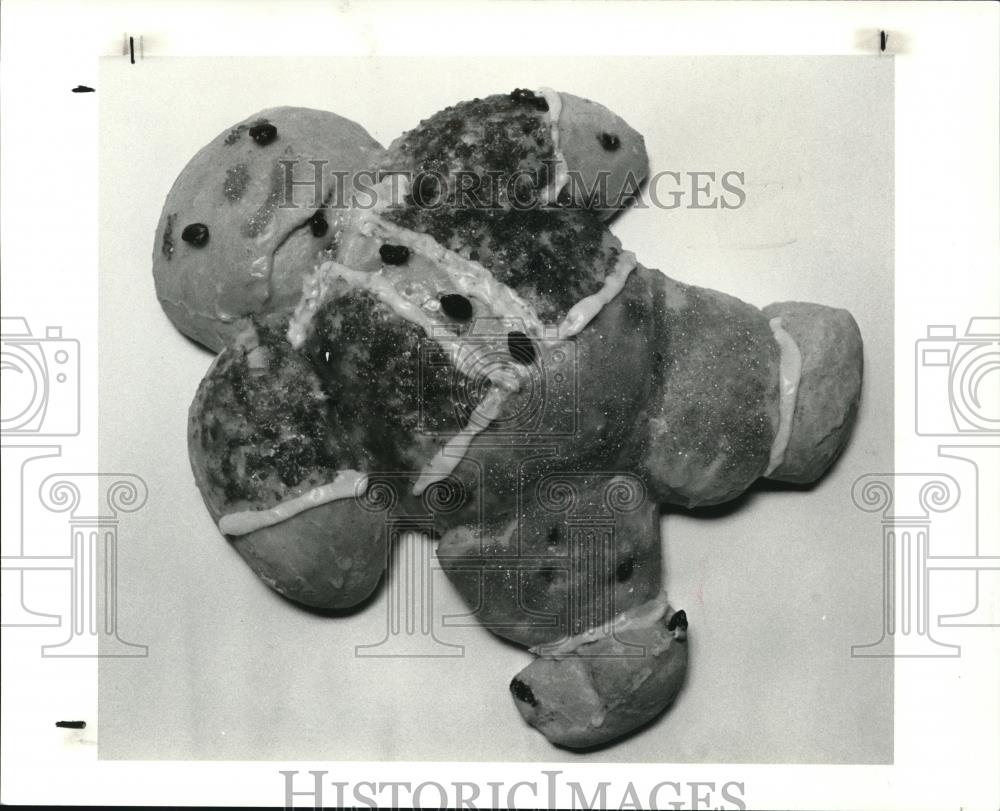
154;107;383;352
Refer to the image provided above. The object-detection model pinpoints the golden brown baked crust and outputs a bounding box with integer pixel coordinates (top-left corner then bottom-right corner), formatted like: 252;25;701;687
380;89;648;218
510;599;688;749
640;267;782;507
154;107;383;352
172;89;865;750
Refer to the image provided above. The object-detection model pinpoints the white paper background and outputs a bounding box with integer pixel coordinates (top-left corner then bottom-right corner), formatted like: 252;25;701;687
1;1;997;809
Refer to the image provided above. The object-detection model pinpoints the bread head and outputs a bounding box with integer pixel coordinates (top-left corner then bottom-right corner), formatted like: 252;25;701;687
154;106;383;352
556;92;648;216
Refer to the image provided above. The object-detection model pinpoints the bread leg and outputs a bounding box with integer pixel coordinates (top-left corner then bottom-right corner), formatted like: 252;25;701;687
761;302;864;483
510;596;688;749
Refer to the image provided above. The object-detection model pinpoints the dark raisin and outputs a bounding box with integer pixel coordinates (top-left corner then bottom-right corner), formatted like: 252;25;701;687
439;293;473;321
599;132;621;151
379;244;410;265
308;211;329;237
507;331;536;365
248;122;278;146
615;555;635;583
509;678;538;707
181;223;209;247
667;609;688;632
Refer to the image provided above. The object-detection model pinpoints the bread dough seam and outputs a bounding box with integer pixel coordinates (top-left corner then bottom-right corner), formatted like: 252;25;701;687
531;591;671;658
765;317;803;475
280;183;641;518
218;469;368;536
411;386;509;496
537;87;569;205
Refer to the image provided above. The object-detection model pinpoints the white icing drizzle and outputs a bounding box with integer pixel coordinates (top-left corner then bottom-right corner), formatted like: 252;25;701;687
537;87;569;205
219;470;368;537
530;592;672;658
286;262;338;349
765;317;803;475
411;386;509;496
359;214;545;337
287;260;438;349
285;212;638;501
554;250;637;339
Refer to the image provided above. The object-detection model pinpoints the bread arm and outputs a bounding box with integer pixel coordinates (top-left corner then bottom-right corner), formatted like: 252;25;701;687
638;267;781;507
638;269;864;506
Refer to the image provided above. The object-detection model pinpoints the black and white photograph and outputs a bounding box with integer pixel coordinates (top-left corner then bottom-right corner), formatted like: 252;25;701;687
1;2;997;809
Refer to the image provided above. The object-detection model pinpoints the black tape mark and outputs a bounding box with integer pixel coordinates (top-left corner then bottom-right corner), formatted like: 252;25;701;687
55;720;86;729
129;36;135;64
71;85;95;93
880;31;887;52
